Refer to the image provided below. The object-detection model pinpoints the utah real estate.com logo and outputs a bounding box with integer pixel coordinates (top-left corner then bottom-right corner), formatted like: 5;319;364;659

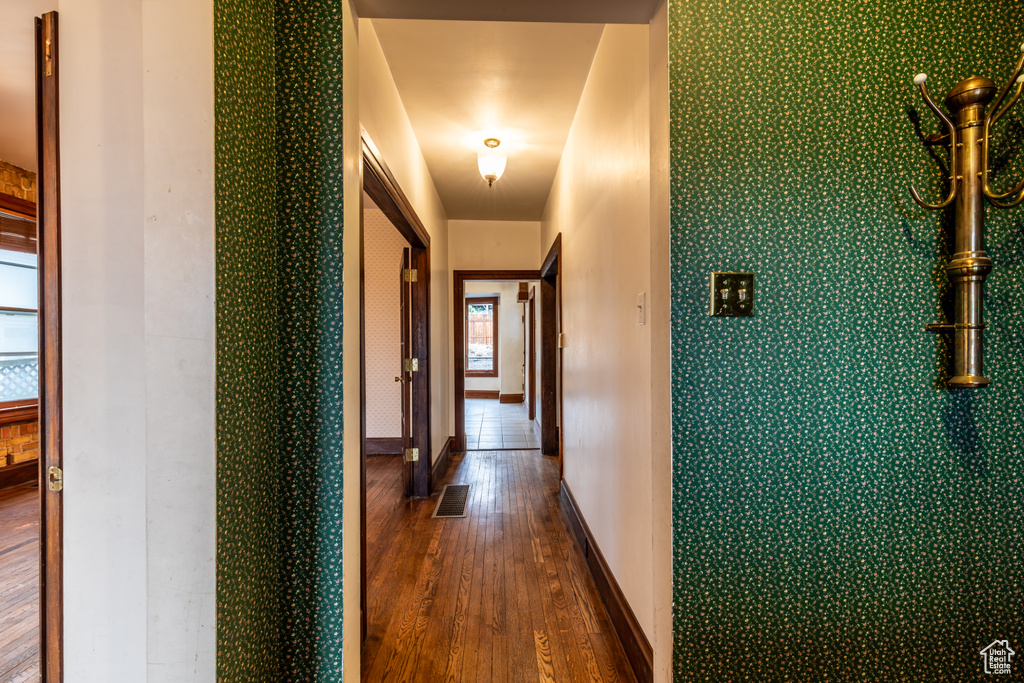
980;640;1014;675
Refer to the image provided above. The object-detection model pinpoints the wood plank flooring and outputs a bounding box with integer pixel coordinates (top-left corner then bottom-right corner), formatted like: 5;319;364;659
0;483;39;683
362;450;635;683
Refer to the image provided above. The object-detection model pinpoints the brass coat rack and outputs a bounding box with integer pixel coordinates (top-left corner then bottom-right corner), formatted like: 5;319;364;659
911;44;1024;388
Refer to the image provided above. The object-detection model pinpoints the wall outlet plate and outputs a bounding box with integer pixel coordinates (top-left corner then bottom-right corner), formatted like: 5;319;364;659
710;272;754;317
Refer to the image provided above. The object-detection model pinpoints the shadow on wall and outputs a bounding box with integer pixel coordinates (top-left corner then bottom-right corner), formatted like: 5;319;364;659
941;391;986;473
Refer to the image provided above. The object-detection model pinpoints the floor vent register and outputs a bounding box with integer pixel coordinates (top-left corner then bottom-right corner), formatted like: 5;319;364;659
432;484;470;518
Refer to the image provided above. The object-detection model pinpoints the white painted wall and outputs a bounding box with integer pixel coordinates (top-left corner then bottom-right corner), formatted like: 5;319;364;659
58;0;215;680
540;23;658;646
648;1;673;679
343;2;362;677
359;16;451;460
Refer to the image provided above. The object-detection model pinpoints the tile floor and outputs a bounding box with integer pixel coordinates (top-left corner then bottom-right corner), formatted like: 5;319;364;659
465;398;541;450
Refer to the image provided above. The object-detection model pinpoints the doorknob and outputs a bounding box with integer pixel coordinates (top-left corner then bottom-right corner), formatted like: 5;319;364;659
395;376;402;382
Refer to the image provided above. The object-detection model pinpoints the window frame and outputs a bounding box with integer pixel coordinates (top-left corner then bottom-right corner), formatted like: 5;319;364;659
465;296;499;378
0;193;39;426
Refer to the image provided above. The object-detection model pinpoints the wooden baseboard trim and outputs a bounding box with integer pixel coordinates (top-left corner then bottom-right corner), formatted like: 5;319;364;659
499;393;524;404
559;480;653;683
465;390;499;400
366;437;403;455
0;401;38;426
0;460;38;491
430;436;454;493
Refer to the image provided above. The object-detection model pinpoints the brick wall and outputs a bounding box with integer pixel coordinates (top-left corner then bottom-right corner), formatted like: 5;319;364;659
1;420;39;466
0;159;37;203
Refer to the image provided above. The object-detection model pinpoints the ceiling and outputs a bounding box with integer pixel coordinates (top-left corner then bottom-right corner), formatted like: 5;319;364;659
0;0;51;173
355;0;661;24
372;19;604;221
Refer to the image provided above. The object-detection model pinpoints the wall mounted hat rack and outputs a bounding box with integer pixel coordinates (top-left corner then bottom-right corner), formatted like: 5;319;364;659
910;43;1024;388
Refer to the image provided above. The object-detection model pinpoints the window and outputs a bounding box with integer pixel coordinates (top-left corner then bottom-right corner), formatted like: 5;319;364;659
466;296;499;378
0;198;38;424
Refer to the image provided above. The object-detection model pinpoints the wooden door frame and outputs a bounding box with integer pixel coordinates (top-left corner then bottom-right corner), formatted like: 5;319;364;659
527;286;536;421
453;270;540;452
36;11;63;682
359;131;432;639
539;235;562;464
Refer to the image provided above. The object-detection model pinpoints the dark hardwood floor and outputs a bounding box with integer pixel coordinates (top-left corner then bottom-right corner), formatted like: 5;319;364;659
362;450;635;683
0;483;39;683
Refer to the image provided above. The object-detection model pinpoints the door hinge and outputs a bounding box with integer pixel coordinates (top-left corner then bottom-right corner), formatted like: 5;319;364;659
403;268;418;282
404;357;419;372
47;466;63;492
404;448;419;462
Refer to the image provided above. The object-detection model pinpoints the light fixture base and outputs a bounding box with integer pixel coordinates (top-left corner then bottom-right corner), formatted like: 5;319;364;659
484;138;501;149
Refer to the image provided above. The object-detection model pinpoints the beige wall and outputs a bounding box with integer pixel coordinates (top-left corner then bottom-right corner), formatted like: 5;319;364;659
540;23;663;649
448;219;541;271
58;0;216;680
363;197;408;438
359;17;451;460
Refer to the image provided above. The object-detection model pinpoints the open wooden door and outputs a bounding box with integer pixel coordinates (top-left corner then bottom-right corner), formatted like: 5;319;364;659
35;11;63;683
399;248;413;496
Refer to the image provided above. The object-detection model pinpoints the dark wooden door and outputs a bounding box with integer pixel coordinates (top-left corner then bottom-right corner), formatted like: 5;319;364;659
399;248;412;496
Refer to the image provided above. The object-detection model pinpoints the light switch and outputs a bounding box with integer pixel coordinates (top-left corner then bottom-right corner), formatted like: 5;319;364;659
710;272;754;317
637;292;646;325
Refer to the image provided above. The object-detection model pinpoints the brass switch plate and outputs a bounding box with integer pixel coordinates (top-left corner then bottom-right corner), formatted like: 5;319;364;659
710;272;754;317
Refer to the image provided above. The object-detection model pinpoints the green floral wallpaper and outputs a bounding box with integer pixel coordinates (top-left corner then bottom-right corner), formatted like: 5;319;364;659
214;0;280;680
275;0;346;680
669;0;1023;680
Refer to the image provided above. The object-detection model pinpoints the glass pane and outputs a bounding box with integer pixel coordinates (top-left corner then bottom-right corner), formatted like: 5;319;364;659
0;250;38;310
467;303;494;371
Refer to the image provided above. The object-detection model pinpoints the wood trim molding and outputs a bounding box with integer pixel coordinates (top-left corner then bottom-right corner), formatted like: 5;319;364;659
0;193;37;220
465;390;499;400
37;12;64;681
464;295;499;378
560;480;653;683
365;438;402;455
429;436;454;493
362;131;429;249
499;393;524;404
0;460;38;490
0;400;39;426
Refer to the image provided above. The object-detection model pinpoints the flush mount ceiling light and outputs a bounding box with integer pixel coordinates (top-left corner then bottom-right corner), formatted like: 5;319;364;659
477;138;507;188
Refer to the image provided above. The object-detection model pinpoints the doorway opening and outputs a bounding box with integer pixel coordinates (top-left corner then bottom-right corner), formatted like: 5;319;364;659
461;279;540;451
359;132;435;642
453;269;565;461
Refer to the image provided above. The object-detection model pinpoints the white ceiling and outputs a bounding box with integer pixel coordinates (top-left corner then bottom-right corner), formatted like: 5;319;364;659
0;0;51;173
372;19;604;221
355;0;661;24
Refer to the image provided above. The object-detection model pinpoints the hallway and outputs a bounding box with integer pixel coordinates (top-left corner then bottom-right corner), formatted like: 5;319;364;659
362;449;634;682
464;398;541;451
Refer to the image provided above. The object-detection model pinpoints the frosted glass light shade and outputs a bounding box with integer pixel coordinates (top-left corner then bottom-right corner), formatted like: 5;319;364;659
478;145;507;187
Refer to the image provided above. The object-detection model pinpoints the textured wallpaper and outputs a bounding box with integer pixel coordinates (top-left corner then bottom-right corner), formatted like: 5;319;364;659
276;0;346;679
364;202;408;438
669;0;1023;680
214;0;280;680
